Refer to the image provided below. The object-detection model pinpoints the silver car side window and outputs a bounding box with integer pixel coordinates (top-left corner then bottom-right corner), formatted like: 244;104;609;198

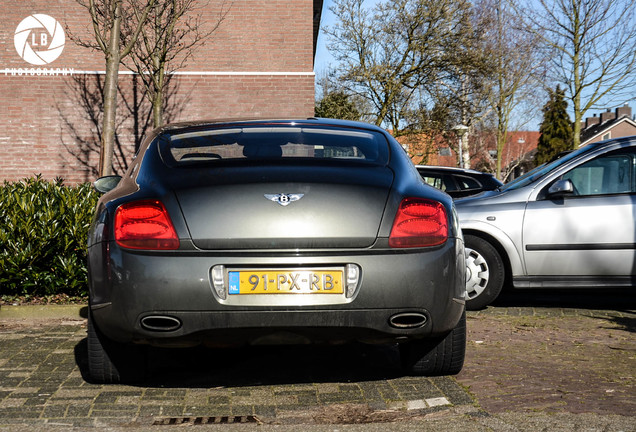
561;149;635;196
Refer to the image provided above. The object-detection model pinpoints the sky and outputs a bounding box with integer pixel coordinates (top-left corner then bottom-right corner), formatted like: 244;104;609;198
313;0;342;76
312;0;635;132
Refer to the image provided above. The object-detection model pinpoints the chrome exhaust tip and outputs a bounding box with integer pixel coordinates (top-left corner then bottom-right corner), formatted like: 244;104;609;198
140;315;182;332
388;312;427;329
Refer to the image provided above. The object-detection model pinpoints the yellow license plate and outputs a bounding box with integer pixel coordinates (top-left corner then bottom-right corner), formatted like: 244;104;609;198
228;270;343;295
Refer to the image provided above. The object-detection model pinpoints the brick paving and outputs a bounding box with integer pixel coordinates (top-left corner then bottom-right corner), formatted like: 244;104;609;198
0;316;473;428
0;296;633;428
457;305;635;417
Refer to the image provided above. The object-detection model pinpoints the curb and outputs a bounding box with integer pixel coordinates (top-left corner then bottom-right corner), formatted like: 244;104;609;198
0;304;86;320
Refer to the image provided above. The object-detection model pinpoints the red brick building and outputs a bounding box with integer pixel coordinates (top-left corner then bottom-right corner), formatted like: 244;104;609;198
0;1;322;183
401;130;540;182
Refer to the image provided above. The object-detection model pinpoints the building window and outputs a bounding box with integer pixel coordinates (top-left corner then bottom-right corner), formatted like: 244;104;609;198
602;132;611;140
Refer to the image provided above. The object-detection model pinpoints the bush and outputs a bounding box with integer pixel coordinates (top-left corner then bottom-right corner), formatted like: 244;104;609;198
0;176;98;297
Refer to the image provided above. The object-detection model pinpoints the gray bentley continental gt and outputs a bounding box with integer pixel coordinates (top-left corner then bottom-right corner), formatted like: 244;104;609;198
87;118;466;383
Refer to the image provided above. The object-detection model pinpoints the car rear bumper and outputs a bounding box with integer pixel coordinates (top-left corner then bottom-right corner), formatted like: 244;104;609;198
89;238;466;345
92;302;465;347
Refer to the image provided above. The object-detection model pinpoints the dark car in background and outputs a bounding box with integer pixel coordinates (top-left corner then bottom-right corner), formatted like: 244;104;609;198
86;118;466;383
456;136;636;310
416;165;503;199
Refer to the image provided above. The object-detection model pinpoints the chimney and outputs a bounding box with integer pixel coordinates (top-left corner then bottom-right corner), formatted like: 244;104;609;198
585;114;600;128
616;103;632;119
600;108;616;123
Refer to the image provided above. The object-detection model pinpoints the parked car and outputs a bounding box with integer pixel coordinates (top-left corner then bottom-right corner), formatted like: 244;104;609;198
87;118;466;383
415;165;503;199
455;136;636;310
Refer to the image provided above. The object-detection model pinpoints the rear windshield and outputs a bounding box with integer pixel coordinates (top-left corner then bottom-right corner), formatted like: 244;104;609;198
159;125;390;167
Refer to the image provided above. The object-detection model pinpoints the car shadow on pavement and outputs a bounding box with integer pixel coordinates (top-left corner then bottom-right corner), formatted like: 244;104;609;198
593;314;636;333
487;288;636;336
74;339;404;387
491;287;636;311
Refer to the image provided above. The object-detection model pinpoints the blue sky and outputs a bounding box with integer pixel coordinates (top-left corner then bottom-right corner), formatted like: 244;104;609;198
313;0;634;132
314;0;347;74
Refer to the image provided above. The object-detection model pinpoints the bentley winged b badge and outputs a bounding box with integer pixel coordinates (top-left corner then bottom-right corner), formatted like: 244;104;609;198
264;193;304;206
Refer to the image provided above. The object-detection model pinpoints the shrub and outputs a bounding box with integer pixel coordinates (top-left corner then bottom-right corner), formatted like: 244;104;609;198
0;176;98;297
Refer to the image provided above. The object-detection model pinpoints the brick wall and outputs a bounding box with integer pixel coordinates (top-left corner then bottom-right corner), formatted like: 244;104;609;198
0;0;317;183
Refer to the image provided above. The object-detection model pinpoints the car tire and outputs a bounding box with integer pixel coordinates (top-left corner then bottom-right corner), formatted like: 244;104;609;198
87;310;147;384
400;311;466;376
464;234;505;310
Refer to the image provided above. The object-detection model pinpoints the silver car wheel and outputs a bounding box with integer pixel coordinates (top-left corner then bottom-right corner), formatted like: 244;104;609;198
465;247;489;300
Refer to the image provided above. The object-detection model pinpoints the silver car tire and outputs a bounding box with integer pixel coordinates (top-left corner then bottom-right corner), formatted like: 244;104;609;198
464;235;505;310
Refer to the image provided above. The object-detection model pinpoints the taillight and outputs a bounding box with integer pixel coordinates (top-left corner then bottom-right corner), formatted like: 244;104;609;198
389;198;448;248
114;200;179;250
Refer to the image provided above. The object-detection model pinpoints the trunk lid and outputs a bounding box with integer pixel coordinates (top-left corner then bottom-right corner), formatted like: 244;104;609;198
174;165;394;249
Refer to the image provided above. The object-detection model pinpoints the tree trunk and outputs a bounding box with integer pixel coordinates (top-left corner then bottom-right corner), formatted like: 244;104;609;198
152;62;165;128
99;2;123;177
152;91;163;129
572;6;581;149
461;135;471;169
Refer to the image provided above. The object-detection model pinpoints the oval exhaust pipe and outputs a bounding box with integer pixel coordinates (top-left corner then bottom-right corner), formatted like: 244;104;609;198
141;315;182;332
389;312;427;329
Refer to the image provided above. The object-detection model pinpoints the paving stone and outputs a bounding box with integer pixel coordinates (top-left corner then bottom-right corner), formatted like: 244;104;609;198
94;393;118;404
10;303;628;427
65;404;91;418
0;406;43;418
253;404;277;417
231;405;256;416
207;395;231;405
157;404;185;416
374;383;401;401
318;392;365;404
137;406;162;417
41;404;68;418
356;382;384;401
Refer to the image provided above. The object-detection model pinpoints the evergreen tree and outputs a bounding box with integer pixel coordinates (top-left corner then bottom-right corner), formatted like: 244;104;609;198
315;91;361;121
534;85;573;166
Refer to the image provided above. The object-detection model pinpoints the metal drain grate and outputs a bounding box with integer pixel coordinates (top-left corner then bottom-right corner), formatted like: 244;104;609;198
153;415;261;426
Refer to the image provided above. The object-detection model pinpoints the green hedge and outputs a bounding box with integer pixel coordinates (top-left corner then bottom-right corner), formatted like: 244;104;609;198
0;176;99;297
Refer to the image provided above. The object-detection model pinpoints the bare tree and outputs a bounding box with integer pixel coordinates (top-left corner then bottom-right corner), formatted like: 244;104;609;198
325;0;474;135
126;0;229;128
429;1;496;168
478;0;545;179
72;0;157;177
516;0;636;148
400;98;455;163
497;134;539;182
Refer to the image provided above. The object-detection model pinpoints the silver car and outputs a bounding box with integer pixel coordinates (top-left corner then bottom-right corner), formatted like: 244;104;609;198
456;136;636;310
